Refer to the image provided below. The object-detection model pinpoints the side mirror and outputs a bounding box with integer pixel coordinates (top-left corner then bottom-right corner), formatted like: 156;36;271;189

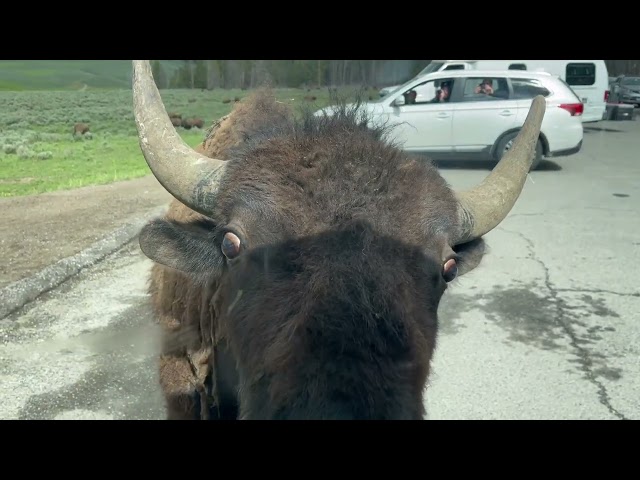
391;95;406;107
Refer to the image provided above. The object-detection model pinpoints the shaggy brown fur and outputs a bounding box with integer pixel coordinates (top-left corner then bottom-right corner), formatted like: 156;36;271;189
72;122;90;135
144;87;486;420
148;91;295;419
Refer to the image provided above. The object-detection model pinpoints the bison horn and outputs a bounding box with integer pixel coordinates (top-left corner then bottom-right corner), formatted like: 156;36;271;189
132;60;227;216
453;95;546;244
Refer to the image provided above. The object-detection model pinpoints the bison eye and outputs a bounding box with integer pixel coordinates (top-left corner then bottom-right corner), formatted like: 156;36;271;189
221;232;241;259
442;258;458;283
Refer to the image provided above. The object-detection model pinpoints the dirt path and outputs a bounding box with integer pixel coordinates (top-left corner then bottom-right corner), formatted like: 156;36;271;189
0;175;172;289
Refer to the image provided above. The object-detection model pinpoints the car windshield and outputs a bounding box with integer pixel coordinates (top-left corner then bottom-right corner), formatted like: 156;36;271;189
621;77;640;86
416;62;444;76
375;75;428;103
373;62;445;103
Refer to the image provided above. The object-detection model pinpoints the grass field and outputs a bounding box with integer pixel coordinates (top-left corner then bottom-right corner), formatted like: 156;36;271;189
0;86;378;197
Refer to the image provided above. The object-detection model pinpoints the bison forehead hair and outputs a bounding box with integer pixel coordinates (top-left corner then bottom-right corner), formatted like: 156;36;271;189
208;89;459;246
132;60;546;420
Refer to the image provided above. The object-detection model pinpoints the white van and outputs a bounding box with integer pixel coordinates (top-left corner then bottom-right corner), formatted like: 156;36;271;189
379;60;610;123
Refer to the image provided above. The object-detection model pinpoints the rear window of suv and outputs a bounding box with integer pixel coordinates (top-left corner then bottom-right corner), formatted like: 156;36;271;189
510;78;551;99
556;77;583;102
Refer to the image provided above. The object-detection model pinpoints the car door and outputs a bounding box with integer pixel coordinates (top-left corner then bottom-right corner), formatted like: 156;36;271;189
450;75;518;153
384;78;455;153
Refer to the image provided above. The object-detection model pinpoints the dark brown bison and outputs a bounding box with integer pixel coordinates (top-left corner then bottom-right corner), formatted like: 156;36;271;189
72;122;90;135
168;113;182;128
132;60;546;420
181;117;205;129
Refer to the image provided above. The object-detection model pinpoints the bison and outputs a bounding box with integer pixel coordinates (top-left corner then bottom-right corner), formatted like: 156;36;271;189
132;60;546;420
72;122;90;135
181;117;205;129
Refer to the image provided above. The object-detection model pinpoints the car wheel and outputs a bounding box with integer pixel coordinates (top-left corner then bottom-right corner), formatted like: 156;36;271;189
494;131;543;171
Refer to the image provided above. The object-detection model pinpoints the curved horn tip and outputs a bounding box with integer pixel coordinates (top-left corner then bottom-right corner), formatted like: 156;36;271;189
130;59;229;217
452;95;547;244
132;60;151;72
523;95;546;131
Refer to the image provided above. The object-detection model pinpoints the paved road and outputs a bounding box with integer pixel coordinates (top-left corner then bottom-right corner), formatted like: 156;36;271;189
1;119;638;420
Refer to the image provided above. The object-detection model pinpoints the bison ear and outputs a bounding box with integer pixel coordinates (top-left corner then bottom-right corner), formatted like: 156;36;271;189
138;218;225;281
452;237;487;277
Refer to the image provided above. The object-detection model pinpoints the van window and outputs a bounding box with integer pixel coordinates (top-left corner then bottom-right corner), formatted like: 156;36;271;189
508;63;527;70
566;62;596;86
443;64;465;70
511;78;551;99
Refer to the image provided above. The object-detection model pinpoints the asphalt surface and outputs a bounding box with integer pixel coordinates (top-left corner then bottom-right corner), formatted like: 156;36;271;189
1;119;638;420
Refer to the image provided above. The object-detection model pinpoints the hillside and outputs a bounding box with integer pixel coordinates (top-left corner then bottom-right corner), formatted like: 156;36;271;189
0;60;184;91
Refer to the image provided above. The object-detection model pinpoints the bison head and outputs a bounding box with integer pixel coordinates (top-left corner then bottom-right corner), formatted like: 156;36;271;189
132;60;545;419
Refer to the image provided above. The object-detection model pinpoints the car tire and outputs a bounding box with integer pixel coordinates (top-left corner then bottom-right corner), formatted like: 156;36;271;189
494;131;543;171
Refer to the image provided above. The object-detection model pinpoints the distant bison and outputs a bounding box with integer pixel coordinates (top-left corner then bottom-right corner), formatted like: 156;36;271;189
303;95;317;102
181;117;205;129
72;122;90;135
170;117;182;128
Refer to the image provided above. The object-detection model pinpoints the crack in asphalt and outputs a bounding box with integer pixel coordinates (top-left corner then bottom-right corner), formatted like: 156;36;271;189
555;288;639;299
499;227;628;420
508;206;638;218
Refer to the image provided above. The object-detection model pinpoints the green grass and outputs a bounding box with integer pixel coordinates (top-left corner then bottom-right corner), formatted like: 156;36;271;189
0;132;205;196
0;86;378;197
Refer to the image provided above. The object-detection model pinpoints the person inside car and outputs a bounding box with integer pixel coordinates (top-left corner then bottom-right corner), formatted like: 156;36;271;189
474;78;494;95
430;81;451;103
403;89;418;105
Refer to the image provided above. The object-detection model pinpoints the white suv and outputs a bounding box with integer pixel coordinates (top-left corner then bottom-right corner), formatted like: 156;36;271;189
320;69;584;170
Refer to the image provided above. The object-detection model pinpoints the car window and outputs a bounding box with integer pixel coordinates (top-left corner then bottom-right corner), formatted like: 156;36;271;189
509;63;527;70
443;64;465;70
460;76;510;101
400;78;455;105
510;78;551;99
621;77;640;86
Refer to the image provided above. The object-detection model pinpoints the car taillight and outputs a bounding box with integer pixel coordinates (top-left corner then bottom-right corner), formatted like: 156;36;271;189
604;90;610;102
559;103;584;116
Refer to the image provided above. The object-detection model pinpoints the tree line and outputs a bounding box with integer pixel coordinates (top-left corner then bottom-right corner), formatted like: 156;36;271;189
151;60;430;90
150;60;640;90
605;60;640;77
